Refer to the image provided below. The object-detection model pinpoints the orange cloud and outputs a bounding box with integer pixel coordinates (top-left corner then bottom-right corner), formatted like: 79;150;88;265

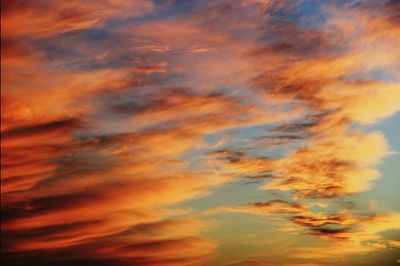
263;131;390;198
205;200;307;216
2;1;400;266
1;0;155;38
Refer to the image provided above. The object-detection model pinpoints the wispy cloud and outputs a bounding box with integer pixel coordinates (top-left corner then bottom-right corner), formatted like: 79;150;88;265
2;1;400;266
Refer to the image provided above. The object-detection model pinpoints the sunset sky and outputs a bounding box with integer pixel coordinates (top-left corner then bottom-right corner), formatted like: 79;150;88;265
1;1;400;265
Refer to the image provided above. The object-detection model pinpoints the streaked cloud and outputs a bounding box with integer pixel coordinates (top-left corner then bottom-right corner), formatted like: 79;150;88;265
2;1;399;266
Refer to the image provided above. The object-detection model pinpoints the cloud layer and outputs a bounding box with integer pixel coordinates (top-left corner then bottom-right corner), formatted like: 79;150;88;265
2;1;400;266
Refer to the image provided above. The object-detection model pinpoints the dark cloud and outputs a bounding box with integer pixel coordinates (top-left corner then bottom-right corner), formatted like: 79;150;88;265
1;119;81;139
310;227;350;239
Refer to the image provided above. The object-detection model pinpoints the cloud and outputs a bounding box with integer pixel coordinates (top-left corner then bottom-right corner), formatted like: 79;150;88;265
1;0;155;38
211;149;275;176
207;200;400;254
199;3;400;212
206;200;307;216
263;131;390;198
2;118;81;139
2;1;400;265
135;64;168;73
2;119;221;264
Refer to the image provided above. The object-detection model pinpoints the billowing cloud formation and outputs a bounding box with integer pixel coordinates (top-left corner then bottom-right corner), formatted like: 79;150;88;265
264;131;390;198
2;1;400;266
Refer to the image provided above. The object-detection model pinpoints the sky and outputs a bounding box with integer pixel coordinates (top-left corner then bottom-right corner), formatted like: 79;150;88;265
1;0;400;266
